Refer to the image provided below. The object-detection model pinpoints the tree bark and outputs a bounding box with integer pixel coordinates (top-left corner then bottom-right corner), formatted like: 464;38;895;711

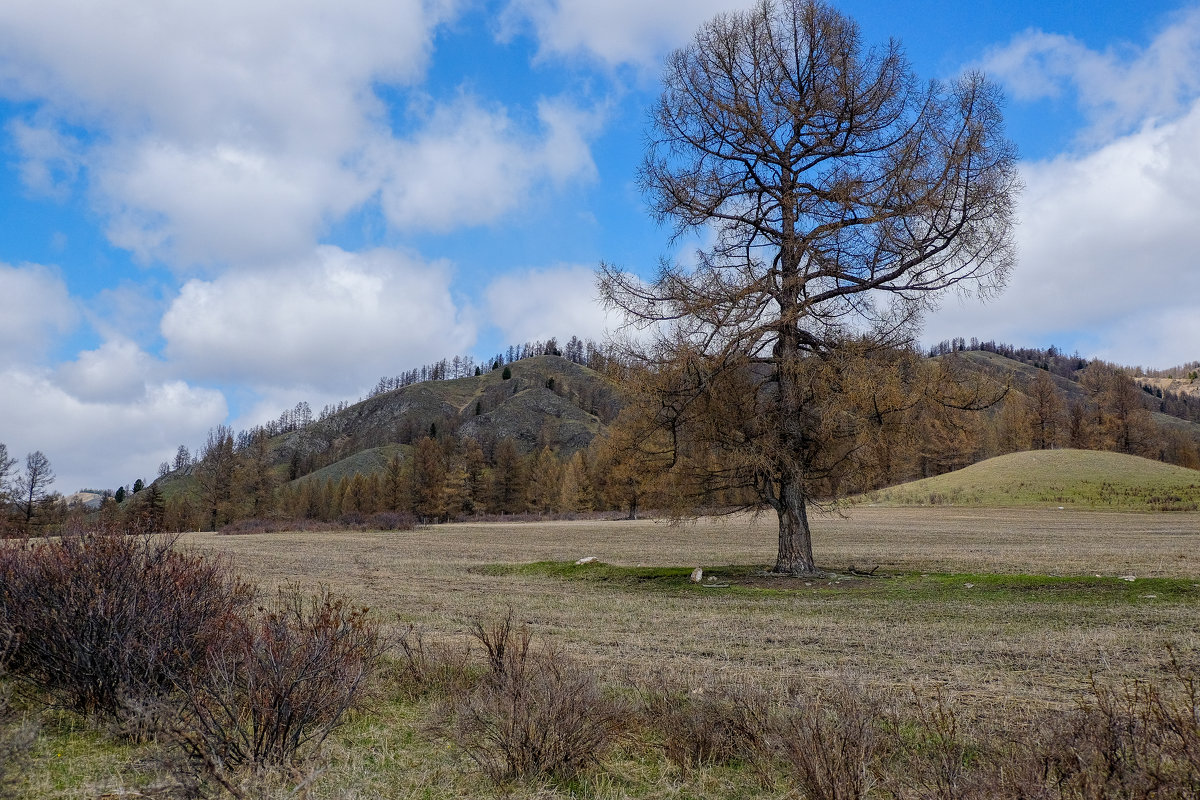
774;481;817;574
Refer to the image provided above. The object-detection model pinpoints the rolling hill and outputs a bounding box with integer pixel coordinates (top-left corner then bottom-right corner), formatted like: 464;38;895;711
860;449;1200;511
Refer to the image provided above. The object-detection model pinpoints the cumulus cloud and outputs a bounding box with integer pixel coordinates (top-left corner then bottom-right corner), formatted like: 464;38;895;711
96;140;370;267
499;0;754;68
982;6;1200;139
375;96;599;231
161;245;475;391
0;262;77;366
485;264;619;345
0;363;226;493
0;0;462;268
924;99;1200;367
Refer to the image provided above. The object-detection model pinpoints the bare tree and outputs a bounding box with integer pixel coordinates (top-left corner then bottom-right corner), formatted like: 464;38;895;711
14;451;55;533
600;0;1018;573
0;443;16;508
196;426;236;530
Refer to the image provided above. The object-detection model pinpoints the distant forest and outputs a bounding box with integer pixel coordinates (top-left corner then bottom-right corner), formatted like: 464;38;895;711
4;335;1199;537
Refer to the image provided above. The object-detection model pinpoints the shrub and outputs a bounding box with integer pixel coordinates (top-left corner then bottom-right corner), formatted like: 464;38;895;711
441;613;627;784
1026;657;1200;799
163;585;384;775
777;681;887;800
0;534;253;720
392;625;476;700
639;676;776;770
0;630;35;800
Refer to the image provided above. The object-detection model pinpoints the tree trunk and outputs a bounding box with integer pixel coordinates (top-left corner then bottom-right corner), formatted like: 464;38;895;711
774;481;816;574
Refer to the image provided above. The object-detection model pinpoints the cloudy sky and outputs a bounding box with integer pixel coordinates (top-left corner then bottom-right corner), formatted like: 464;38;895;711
2;0;1199;492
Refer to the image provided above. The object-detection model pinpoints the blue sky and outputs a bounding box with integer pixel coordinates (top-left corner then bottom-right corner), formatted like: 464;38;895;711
2;0;1200;492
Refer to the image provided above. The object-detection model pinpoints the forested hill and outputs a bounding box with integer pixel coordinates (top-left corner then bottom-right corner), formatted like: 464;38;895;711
273;355;623;480
82;341;1198;534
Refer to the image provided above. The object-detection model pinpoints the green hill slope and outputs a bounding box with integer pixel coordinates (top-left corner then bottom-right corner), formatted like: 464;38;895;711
861;449;1200;511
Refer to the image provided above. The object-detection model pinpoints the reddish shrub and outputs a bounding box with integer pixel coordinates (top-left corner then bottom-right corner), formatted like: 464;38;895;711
0;534;252;720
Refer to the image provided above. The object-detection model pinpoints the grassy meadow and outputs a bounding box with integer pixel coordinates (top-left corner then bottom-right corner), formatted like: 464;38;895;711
10;504;1200;798
860;449;1200;510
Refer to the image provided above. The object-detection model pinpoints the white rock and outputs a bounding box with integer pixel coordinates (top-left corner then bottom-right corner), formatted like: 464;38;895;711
689;567;704;583
575;556;598;565
1120;575;1136;582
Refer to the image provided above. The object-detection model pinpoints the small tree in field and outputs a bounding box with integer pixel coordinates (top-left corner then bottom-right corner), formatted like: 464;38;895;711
601;0;1018;573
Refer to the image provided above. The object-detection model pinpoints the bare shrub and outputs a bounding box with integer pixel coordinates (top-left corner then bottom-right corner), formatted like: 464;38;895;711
440;613;628;784
163;585;384;777
0;533;252;720
392;625;476;700
1024;658;1200;800
888;688;982;800
638;675;776;771
777;681;887;800
0;630;36;800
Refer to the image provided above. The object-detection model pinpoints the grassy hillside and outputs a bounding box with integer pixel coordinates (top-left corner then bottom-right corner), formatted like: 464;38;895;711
861;449;1200;510
296;443;410;485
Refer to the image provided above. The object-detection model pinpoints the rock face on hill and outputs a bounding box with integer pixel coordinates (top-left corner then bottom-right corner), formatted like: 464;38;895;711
271;355;622;480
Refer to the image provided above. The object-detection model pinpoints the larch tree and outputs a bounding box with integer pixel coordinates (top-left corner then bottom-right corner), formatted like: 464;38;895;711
600;0;1018;573
14;451;55;533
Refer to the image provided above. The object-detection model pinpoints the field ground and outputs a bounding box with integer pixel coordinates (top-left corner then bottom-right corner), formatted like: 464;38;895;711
14;507;1200;798
181;507;1200;709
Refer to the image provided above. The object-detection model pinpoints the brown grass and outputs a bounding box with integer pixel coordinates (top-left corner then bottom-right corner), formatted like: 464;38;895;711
177;507;1200;716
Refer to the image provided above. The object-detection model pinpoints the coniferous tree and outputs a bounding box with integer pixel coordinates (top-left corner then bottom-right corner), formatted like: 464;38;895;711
490;438;525;514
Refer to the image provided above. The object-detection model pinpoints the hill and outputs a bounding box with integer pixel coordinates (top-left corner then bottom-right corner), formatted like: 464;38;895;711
156;355;623;500
860;449;1200;511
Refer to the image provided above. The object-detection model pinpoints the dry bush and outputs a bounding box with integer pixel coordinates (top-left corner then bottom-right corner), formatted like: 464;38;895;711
884;688;989;800
0;630;35;800
440;613;628;784
777;681;888;800
0;533;252;720
162;584;384;782
1019;656;1200;800
392;625;476;700
638;675;776;771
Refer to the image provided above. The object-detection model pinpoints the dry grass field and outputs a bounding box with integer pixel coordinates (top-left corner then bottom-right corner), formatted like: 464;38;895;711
182;507;1200;709
12;507;1200;798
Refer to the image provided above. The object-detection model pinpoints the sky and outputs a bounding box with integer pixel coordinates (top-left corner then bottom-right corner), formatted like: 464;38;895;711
2;0;1200;493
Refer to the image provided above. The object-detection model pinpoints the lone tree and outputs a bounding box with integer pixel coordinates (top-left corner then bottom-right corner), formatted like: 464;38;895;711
14;451;55;533
600;0;1018;574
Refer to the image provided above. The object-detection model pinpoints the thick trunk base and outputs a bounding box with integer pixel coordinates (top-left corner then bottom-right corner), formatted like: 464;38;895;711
773;488;817;575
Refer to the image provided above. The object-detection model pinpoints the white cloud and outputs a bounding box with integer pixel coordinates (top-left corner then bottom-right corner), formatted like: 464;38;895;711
8;118;81;199
0;262;77;366
96;140;370;267
55;338;160;404
0;363;227;493
375;96;599;231
924;99;1200;367
485;263;618;345
982;7;1200;139
161;245;475;390
0;0;461;268
499;0;753;69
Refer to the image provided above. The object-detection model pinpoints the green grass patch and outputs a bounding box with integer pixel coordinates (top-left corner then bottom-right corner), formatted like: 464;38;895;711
478;560;1200;605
